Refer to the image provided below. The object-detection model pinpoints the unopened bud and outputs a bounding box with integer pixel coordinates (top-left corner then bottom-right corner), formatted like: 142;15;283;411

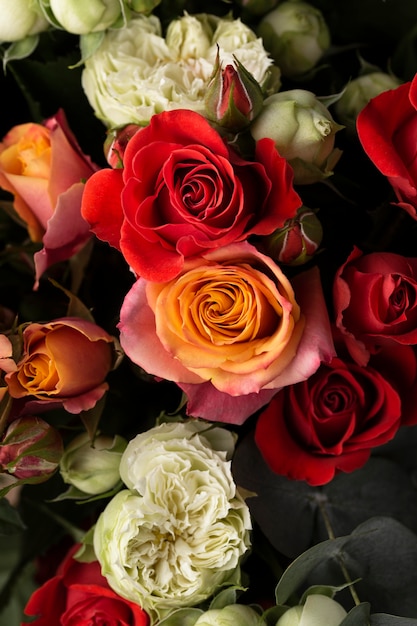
258;0;330;77
205;50;264;132
0;416;63;481
262;205;322;265
60;432;127;495
104;124;141;167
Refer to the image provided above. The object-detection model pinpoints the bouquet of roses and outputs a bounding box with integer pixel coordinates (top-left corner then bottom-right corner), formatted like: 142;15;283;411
1;0;417;624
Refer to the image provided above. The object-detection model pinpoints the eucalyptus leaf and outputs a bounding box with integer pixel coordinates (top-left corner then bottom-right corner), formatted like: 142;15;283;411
371;615;417;625
340;602;371;626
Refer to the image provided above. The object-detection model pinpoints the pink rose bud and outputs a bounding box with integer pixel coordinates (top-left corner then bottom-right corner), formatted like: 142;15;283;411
104;124;141;168
0;416;63;481
262;205;323;265
204;50;264;132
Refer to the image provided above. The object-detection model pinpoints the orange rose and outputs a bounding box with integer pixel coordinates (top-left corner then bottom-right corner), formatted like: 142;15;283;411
4;317;115;413
119;242;334;423
0;110;98;283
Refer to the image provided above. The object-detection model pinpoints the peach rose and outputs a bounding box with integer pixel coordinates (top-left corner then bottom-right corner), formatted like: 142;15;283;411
0;110;98;284
3;317;115;414
119;242;334;423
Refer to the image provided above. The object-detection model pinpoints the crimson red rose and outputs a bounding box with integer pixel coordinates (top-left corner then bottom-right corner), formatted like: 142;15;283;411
254;354;402;486
333;247;417;365
22;545;149;626
356;74;417;219
81;109;301;282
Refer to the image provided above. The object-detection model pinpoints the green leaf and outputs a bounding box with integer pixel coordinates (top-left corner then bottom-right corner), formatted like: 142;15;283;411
370;615;417;625
2;36;40;72
340;603;371;626
0;498;25;536
154;607;203;626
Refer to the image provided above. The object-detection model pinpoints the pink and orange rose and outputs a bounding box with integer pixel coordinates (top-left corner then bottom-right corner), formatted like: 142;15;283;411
357;74;417;219
81;109;302;282
2;317;115;414
118;242;334;424
0;110;99;284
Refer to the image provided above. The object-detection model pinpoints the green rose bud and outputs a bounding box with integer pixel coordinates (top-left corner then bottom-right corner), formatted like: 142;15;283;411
275;594;347;626
250;89;343;184
60;432;127;495
258;0;330;77
194;604;265;626
0;416;63;481
0;0;48;42
48;0;123;34
204;50;265;132
262;205;323;265
334;71;402;131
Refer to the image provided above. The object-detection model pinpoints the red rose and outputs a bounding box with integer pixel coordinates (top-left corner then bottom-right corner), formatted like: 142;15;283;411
22;545;149;626
81;109;301;282
333;247;417;365
356;74;417;219
254;354;402;486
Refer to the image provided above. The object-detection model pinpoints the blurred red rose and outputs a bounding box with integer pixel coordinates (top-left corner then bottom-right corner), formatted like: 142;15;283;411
81;109;302;282
357;74;417;219
0;110;99;285
255;352;403;486
333;247;417;365
22;545;149;626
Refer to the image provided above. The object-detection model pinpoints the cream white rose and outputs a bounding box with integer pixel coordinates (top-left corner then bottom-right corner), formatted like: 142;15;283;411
94;421;251;620
81;13;275;127
0;0;48;42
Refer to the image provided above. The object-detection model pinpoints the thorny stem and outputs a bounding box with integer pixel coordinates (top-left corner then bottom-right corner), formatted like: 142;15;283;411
316;493;361;607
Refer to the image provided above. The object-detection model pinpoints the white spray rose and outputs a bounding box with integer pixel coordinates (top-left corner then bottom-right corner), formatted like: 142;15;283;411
250;89;343;184
48;0;122;35
94;421;251;620
275;594;347;626
81;13;275;127
0;0;48;42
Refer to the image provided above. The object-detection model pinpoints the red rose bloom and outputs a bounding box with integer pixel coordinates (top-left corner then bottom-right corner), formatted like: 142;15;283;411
333;247;417;365
254;354;402;486
22;545;149;626
357;74;417;219
81;109;301;282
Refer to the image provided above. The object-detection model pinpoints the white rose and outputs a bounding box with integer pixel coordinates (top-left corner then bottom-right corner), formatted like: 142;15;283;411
82;13;274;127
94;421;251;620
275;594;347;626
0;0;48;42
48;0;122;34
194;604;265;626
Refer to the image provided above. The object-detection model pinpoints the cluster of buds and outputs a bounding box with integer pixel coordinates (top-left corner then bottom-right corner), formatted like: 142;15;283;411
261;205;323;265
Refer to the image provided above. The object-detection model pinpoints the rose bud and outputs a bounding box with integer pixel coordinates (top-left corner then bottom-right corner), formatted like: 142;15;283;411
275;594;347;626
204;50;265;132
0;416;63;481
257;0;331;77
250;89;343;184
194;604;265;626
47;0;122;35
334;71;402;132
261;205;323;265
59;432;127;495
4;317;115;414
104;124;142;168
0;0;48;42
